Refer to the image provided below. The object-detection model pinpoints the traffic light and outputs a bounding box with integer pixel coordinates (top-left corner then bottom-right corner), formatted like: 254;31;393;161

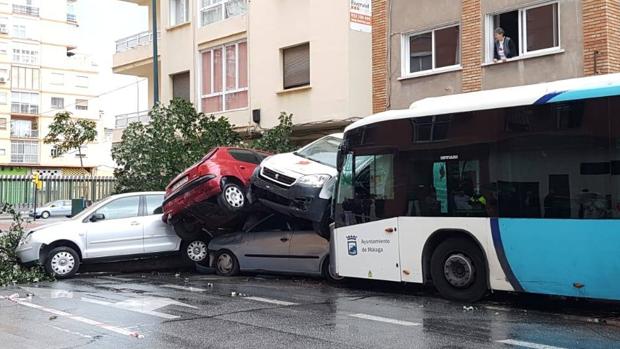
32;172;42;190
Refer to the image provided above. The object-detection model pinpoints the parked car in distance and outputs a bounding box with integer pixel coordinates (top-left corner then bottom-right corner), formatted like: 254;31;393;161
209;213;343;282
163;147;270;240
250;134;343;235
16;192;209;278
29;200;72;219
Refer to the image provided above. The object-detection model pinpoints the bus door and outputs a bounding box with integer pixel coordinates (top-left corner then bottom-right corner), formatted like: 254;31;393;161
333;152;402;282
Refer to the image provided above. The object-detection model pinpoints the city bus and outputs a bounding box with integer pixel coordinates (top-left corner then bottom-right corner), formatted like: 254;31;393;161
331;73;620;302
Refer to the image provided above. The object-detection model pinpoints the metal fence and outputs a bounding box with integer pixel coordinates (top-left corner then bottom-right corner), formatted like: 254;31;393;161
0;176;117;210
115;31;160;53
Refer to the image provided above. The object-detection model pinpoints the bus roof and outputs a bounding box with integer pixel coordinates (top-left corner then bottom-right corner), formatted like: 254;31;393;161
345;73;620;132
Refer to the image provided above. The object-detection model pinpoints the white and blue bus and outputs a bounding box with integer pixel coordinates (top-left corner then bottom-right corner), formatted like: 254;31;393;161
332;74;620;302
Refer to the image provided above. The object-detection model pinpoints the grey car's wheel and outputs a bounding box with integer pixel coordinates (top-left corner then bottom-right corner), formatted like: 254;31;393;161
215;250;239;276
41;211;50;219
182;240;209;266
45;246;80;279
218;182;246;212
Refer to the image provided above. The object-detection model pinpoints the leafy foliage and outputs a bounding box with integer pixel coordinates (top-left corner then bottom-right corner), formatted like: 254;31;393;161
0;204;52;287
250;112;296;153
44;112;98;169
112;99;241;193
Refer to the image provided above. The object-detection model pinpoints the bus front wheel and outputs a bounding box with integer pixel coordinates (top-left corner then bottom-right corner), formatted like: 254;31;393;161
430;237;488;302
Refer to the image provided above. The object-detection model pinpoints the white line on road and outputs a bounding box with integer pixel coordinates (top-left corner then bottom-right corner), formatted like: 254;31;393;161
497;339;568;349
244;296;298;306
49;325;94;339
348;313;421;327
161;284;207;292
0;295;139;338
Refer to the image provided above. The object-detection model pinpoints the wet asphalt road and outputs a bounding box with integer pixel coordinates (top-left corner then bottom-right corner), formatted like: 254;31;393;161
1;269;620;349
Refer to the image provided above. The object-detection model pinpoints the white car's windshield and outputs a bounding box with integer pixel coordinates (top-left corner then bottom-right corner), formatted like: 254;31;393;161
294;136;342;168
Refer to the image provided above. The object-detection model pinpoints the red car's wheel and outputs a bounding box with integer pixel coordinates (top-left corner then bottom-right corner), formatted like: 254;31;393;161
218;182;246;212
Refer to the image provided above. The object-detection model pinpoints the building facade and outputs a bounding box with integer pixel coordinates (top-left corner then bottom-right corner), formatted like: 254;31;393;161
113;0;372;142
372;0;620;112
0;0;106;176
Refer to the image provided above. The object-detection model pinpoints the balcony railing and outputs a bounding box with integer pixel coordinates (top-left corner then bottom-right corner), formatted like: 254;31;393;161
67;13;77;24
115;31;160;53
115;111;150;129
10;129;39;139
13;4;39;17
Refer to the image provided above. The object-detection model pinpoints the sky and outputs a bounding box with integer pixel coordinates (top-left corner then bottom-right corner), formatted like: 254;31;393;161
74;0;149;129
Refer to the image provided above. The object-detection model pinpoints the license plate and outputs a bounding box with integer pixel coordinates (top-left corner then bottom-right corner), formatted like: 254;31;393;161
172;177;188;191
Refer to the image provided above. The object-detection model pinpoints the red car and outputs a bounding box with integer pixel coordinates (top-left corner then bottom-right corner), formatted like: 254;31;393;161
163;147;270;240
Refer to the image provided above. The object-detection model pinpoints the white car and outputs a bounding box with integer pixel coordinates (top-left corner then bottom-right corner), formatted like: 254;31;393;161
250;133;343;234
16;192;209;278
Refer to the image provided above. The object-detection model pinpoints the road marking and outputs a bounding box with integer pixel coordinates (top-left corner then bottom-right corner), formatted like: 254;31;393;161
161;284;206;292
348;313;421;327
244;296;298;306
49;325;94;339
497;339;568;349
82;295;198;319
0;295;137;338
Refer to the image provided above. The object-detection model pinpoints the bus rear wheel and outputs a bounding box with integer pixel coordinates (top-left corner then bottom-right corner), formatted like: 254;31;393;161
430;237;488;302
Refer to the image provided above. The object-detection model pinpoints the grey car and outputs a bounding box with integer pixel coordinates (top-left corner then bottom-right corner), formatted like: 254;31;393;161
30;200;72;219
208;214;343;282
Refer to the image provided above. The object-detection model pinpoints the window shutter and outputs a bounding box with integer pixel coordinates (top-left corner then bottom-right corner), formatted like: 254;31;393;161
283;43;310;89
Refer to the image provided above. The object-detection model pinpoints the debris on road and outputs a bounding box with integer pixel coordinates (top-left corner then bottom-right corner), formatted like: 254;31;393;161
49;315;57;321
463;306;475;311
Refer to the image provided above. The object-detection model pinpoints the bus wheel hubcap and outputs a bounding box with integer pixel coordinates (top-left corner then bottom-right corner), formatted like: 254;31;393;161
444;254;474;288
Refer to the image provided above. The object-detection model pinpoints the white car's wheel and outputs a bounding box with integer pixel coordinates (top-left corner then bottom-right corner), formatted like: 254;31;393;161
41;211;50;219
182;240;209;266
45;247;80;278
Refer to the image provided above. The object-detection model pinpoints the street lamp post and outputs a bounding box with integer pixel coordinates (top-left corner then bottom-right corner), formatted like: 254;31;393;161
152;0;160;104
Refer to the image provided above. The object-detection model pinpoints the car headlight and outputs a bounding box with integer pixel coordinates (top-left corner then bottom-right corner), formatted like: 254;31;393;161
297;174;332;188
18;231;34;247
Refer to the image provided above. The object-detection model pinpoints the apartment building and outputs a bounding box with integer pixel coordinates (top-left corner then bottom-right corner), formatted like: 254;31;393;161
372;0;620;112
0;0;106;176
113;0;372;142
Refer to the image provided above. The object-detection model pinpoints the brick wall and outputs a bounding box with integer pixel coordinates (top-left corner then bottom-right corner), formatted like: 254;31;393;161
372;0;389;113
583;0;620;75
460;0;482;92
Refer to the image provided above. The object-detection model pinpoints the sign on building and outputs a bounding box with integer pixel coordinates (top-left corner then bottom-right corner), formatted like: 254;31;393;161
350;0;372;33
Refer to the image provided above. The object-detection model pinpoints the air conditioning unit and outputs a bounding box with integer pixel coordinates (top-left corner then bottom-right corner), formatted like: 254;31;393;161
0;25;7;34
0;77;6;84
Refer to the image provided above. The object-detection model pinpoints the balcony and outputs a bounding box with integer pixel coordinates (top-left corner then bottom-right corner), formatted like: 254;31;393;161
200;0;247;27
113;31;159;76
115;110;150;129
11;103;39;115
11;140;39;164
10;128;39;139
13;4;39;17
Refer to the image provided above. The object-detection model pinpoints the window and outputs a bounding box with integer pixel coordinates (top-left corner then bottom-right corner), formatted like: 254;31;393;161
10;140;38;163
413;115;451;143
75;99;88;111
0;118;6;129
249;214;290;232
295;135;341;168
51;72;64;85
0;17;8;34
201;41;248;113
75;75;88;88
11;91;38;114
146;194;165;215
403;25;460;76
228;149;260;164
282;43;310;89
51;97;64;109
95;196;140;221
12;45;38;65
0;149;5;156
11;66;40;90
336;153;396;223
0;42;7;55
11;119;37;138
12;24;26;39
172;71;190;101
486;2;559;62
0;92;6;105
200;0;247;27
169;0;188;26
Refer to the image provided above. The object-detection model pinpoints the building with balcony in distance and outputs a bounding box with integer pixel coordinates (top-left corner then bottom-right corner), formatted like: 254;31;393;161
0;0;108;177
112;0;372;143
371;0;620;113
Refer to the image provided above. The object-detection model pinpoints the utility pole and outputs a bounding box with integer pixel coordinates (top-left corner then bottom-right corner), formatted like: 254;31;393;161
152;0;160;104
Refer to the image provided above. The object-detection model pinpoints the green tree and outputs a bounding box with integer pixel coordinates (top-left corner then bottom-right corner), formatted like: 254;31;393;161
112;99;241;193
44;112;98;171
250;112;296;153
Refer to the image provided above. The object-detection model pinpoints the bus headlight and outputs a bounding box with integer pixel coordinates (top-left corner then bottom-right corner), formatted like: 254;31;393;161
298;174;331;188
